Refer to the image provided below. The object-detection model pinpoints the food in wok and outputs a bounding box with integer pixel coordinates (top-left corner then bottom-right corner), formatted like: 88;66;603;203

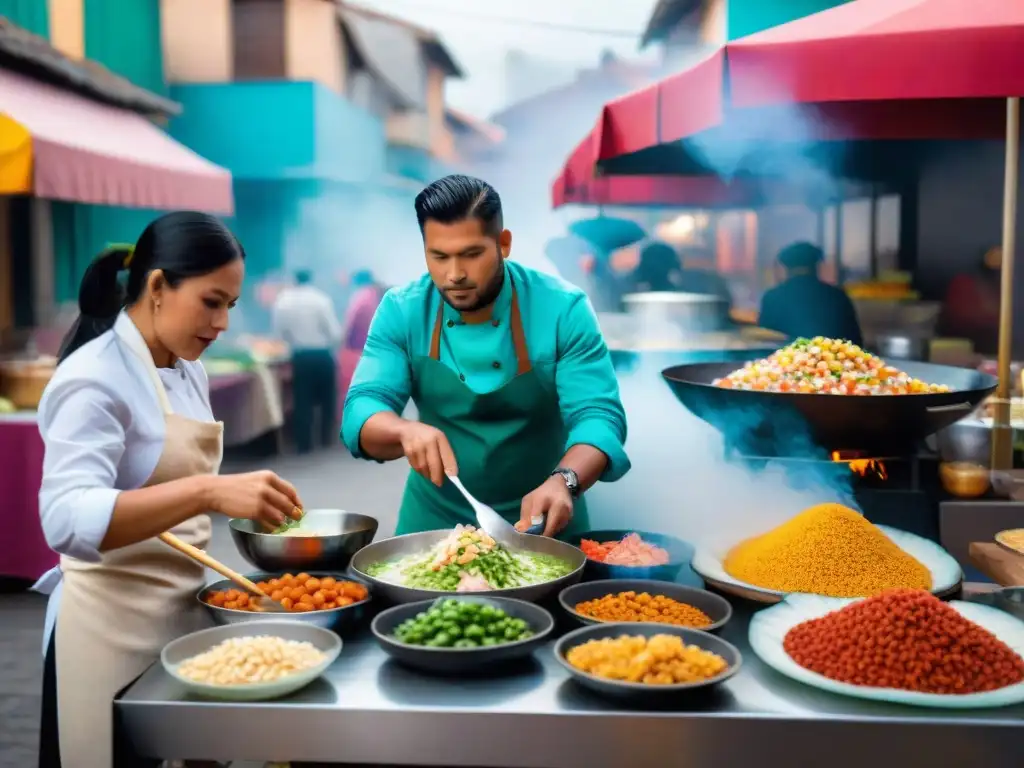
713;337;951;395
363;525;574;592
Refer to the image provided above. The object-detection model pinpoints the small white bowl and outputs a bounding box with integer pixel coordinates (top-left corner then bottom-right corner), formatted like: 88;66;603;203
161;620;340;701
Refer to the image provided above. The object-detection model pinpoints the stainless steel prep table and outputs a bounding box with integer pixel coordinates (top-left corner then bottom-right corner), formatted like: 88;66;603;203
115;602;1024;768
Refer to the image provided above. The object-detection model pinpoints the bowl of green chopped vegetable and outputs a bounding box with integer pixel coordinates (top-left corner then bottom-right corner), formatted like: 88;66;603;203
230;509;378;572
371;596;554;673
350;525;585;604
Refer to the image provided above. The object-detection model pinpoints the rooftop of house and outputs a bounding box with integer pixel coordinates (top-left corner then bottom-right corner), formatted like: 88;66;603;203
640;0;706;48
0;17;179;116
490;52;657;127
445;107;505;144
341;2;463;78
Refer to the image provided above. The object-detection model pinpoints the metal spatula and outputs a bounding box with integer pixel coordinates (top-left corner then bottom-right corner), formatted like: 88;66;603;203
447;475;544;549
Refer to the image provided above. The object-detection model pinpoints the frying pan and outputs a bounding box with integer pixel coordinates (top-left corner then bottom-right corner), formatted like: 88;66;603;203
662;361;998;454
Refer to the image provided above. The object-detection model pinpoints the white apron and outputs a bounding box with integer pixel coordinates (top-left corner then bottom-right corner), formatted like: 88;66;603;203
55;323;224;768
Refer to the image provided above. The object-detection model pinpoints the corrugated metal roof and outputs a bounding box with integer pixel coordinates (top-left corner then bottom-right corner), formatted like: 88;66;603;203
0;18;179;116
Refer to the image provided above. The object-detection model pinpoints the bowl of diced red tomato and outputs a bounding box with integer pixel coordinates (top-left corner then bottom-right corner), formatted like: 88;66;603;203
569;530;692;582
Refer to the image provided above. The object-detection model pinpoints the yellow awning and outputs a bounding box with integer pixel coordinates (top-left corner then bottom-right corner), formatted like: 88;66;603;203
0;114;32;194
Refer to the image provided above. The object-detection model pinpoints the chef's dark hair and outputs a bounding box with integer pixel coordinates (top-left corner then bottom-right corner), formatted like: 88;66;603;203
414;174;503;238
57;211;245;364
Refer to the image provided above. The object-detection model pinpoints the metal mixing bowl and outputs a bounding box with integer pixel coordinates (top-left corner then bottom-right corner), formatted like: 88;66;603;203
197;571;371;632
371;596;555;673
554;622;742;701
229;509;378;572
349;529;586;604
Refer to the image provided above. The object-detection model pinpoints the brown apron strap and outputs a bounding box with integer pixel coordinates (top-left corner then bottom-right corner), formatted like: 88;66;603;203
429;286;532;374
429;303;444;360
509;289;532;375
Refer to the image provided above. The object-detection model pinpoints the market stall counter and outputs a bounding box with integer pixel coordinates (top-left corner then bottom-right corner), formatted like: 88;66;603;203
114;598;1024;768
0;411;55;580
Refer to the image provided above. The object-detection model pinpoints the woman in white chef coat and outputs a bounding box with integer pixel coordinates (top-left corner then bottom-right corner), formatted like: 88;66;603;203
35;211;303;768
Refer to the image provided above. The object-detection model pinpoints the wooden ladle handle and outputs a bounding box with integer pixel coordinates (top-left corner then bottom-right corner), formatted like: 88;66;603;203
159;532;268;597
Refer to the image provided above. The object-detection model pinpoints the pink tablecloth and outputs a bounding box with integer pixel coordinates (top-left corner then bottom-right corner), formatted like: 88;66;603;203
0;415;57;581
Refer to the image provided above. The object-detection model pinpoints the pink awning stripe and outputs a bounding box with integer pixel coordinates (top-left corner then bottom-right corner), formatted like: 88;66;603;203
0;68;234;214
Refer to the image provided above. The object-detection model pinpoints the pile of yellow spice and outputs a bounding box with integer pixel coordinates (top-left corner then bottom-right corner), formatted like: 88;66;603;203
723;503;932;598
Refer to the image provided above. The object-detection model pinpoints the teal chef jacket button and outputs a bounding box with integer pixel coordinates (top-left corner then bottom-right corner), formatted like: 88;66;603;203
491;318;500;327
459;373;466;381
492;361;501;369
446;319;455;328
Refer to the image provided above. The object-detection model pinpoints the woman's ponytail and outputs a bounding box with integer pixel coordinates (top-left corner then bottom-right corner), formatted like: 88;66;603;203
56;245;134;364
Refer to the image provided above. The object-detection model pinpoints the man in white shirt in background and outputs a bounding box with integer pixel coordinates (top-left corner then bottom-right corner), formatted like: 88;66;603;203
272;269;342;454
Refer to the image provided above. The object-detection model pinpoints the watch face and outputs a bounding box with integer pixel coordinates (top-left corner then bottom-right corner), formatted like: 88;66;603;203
556;468;579;495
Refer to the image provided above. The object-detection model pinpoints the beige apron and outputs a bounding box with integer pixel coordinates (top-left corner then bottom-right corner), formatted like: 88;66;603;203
56;324;224;768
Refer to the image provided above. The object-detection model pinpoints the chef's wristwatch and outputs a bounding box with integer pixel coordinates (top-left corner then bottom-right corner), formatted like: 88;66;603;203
551;467;580;498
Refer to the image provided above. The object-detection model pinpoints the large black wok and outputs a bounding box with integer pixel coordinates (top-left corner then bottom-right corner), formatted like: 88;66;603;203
662;360;997;454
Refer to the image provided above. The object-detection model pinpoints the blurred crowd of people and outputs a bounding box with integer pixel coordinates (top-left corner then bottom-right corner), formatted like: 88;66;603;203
544;230;864;345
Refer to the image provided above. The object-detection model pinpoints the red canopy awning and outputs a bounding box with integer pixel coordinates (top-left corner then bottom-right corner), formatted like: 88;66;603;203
0;68;234;213
590;0;1024;167
553;126;806;209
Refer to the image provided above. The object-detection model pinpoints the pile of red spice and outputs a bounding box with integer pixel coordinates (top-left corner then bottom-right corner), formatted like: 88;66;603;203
783;589;1024;695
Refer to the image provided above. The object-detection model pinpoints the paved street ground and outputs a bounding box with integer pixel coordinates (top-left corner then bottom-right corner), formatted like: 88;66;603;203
0;447;408;768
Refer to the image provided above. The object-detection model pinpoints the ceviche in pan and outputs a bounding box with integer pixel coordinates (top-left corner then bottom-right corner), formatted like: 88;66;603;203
364;525;574;593
714;337;951;395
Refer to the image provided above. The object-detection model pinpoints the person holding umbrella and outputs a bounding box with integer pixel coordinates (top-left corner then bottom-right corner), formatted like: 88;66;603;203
758;241;863;345
342;174;630;538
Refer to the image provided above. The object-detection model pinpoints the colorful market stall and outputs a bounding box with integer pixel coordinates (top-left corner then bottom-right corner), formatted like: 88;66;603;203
0;22;237;582
111;494;1024;766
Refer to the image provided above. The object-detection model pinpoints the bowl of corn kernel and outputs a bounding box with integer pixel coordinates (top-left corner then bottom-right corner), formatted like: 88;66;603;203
554;623;741;700
161;621;340;701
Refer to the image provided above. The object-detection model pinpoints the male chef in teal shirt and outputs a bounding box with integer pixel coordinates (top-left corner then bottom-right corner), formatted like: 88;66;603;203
342;174;630;538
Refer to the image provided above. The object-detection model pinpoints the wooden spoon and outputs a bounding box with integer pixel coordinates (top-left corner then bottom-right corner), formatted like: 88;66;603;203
159;532;288;612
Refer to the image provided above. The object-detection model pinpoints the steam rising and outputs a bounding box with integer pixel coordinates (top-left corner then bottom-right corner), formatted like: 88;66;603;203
588;354;857;559
684;99;848;205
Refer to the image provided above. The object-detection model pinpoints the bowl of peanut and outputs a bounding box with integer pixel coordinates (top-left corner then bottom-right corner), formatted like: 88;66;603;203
161;621;341;701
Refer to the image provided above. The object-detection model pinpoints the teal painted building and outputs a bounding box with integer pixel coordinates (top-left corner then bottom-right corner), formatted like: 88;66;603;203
5;0;457;319
1;0;178;305
726;0;850;39
169;80;443;331
169;81;389;282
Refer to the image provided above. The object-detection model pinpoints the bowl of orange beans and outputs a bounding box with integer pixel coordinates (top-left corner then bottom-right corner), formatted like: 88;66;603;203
198;572;371;631
558;579;732;632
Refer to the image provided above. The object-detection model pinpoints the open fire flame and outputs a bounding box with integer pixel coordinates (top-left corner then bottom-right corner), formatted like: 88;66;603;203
831;451;888;480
